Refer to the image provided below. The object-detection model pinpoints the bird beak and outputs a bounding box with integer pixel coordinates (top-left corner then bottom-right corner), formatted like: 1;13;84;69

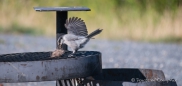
60;39;64;45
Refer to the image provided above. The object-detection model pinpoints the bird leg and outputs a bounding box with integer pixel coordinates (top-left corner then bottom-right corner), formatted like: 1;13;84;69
68;49;77;57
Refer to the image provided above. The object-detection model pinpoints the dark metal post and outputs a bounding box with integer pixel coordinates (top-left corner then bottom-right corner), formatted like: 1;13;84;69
56;11;68;86
56;11;67;50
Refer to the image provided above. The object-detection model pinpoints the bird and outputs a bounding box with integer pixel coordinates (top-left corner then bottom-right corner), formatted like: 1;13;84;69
57;17;103;56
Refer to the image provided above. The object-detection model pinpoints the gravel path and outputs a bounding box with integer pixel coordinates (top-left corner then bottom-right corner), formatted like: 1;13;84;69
0;34;182;86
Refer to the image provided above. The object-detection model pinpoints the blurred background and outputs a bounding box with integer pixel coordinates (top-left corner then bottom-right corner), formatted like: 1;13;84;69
0;0;182;42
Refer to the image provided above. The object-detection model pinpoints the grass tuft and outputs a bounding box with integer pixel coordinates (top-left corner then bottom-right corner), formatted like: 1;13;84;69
0;39;5;44
0;23;44;35
150;36;182;43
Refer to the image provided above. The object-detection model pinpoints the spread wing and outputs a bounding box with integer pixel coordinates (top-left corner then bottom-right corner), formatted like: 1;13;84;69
65;17;88;36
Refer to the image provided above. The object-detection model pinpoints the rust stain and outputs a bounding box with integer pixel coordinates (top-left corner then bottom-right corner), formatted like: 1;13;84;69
41;62;43;66
36;76;40;80
41;76;47;80
147;70;153;79
20;64;27;66
152;71;157;78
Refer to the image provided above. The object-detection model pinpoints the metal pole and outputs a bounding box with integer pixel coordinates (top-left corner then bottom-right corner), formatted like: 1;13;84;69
56;11;67;50
56;11;68;86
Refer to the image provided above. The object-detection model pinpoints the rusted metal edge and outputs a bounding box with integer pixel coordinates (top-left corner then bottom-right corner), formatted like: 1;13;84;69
0;51;102;83
34;7;91;12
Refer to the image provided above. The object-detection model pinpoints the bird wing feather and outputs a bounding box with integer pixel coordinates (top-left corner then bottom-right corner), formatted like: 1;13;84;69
65;17;88;36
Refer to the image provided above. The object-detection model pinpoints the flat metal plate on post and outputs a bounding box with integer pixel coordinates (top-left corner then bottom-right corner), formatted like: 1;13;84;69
0;51;102;83
34;7;91;11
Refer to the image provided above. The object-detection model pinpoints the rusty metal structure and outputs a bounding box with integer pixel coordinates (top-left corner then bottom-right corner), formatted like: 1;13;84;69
0;7;178;86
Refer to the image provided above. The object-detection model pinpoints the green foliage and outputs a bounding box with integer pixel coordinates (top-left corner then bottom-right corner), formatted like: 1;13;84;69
0;39;5;44
0;26;3;32
149;36;182;43
161;36;182;43
0;23;43;35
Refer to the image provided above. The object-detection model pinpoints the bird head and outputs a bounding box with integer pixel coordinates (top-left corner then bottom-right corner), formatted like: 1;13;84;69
57;35;66;50
57;36;64;45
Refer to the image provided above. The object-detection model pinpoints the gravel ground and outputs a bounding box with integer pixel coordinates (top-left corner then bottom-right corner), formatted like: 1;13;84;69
0;34;182;86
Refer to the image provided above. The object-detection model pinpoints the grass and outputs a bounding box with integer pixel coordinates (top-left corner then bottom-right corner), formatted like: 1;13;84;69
0;0;182;43
0;23;43;35
149;36;182;43
0;39;5;44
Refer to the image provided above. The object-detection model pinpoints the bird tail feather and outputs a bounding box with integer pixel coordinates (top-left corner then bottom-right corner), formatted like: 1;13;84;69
86;29;103;38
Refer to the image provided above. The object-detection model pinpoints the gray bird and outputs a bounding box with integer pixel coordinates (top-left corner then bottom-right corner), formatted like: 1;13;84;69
57;17;102;56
